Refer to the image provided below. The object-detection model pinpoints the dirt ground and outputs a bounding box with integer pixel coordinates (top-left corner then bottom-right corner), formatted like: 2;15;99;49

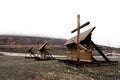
0;56;120;80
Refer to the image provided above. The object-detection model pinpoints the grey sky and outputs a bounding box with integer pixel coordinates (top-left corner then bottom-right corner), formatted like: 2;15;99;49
0;0;120;47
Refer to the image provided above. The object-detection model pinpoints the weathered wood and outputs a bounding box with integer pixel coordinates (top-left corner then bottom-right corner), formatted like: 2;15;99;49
77;15;80;62
65;15;94;62
25;47;41;60
38;41;47;51
72;39;87;51
92;41;111;63
38;42;54;59
71;21;90;33
79;44;87;51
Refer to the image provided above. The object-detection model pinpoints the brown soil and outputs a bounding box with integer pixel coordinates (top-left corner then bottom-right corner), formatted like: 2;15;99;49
0;56;120;80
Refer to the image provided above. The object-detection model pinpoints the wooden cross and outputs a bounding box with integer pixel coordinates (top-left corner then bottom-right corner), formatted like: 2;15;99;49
71;14;90;62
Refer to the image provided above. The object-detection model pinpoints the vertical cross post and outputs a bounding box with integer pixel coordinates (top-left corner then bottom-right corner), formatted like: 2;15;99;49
77;15;80;62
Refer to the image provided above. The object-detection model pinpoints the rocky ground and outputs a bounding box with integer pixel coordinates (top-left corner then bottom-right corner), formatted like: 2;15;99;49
0;56;120;80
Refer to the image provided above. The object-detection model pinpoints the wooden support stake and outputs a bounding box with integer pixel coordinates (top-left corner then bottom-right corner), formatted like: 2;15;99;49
91;41;111;63
77;15;80;62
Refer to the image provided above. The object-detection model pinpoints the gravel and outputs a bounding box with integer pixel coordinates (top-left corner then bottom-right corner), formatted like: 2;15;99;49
0;56;120;80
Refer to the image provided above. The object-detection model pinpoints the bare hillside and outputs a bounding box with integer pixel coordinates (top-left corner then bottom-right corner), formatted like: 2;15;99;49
0;35;67;45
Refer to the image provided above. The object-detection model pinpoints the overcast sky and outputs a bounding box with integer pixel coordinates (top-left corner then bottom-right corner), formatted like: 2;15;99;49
0;0;120;47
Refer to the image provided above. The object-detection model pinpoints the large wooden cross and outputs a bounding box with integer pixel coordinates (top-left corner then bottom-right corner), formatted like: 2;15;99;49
71;14;90;62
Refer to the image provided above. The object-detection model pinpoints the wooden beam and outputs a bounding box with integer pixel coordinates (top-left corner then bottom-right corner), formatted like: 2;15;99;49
72;39;87;51
91;41;111;63
71;21;90;33
38;41;47;51
77;15;80;62
79;44;87;51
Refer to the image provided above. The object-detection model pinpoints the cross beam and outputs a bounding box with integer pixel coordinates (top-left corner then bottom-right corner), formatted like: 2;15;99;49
71;21;90;33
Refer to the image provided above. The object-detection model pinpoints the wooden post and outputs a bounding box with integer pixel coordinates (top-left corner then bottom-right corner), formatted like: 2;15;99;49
77;15;80;62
